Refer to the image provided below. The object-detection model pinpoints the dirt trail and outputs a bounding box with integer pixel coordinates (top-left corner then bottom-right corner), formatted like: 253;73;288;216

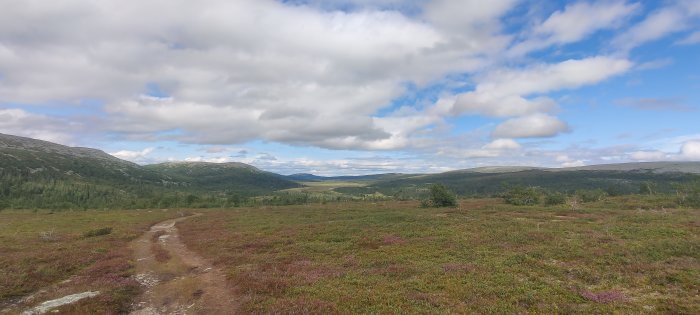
129;214;238;315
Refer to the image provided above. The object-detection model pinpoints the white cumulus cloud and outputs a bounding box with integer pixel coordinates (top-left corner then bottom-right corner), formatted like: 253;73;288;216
451;56;633;117
680;141;700;160
109;147;155;162
483;138;521;150
0;0;524;150
510;0;639;56
492;114;570;139
613;2;700;52
629;150;667;161
0;108;80;144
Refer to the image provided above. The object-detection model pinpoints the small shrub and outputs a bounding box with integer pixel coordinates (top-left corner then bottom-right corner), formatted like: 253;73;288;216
684;194;700;208
83;227;113;238
675;181;700;208
423;184;457;207
639;181;657;195
503;186;540;206
544;192;566;206
576;189;607;203
605;184;625;196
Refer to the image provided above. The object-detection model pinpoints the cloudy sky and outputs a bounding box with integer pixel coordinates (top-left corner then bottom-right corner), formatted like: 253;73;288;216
1;0;699;175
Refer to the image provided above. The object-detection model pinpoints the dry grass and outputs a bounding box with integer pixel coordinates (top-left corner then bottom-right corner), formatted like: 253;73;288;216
151;243;171;263
150;230;171;263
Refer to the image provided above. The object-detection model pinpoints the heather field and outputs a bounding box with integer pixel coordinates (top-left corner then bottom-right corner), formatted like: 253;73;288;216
0;209;180;313
1;198;698;314
177;199;699;314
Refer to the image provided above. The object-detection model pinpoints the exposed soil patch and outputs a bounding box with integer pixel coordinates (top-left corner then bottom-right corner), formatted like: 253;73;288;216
129;214;238;314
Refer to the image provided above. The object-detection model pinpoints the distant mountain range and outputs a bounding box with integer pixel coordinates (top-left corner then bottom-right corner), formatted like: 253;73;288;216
285;173;410;182
365;166;700;197
1;132;699;209
289;162;700;197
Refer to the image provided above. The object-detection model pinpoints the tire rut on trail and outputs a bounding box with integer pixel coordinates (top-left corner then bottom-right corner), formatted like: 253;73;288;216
130;214;238;315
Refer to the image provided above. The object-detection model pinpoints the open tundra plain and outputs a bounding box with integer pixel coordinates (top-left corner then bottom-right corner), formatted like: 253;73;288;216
2;198;698;314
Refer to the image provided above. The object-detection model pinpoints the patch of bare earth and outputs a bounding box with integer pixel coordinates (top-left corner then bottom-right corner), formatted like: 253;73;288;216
129;214;238;315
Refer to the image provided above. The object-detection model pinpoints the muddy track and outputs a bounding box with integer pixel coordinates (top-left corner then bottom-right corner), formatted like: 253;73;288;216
130;214;238;315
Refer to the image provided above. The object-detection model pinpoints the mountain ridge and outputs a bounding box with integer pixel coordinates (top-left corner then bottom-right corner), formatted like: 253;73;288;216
0;133;300;209
2;132;699;209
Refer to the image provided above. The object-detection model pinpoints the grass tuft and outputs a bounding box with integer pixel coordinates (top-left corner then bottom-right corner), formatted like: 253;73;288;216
82;227;113;238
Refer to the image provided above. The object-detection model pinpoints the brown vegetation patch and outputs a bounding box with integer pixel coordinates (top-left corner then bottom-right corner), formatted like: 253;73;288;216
151;230;167;242
369;263;416;278
356;236;381;249
231;260;342;296
286;260;343;283
341;255;358;268
151;242;171;263
231;268;290;296
80;248;133;284
267;297;339;314
240;238;276;252
407;292;444;307
442;263;477;274
278;228;299;237
458;198;501;209
579;290;627;304
382;234;406;245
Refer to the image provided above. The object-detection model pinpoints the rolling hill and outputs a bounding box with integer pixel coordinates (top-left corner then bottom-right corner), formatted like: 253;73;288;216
561;162;700;174
146;162;301;193
2;132;699;209
361;164;700;197
0;133;171;185
0;133;300;209
286;172;411;182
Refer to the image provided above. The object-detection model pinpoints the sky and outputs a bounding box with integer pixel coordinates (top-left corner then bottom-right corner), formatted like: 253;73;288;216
1;0;699;175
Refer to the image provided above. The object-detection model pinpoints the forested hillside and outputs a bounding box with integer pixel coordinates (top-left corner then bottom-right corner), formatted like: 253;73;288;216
352;168;700;199
0;133;299;209
2;133;699;210
145;162;301;193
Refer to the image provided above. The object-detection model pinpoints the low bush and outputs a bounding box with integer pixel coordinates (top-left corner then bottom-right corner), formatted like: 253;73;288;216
422;184;457;207
83;227;113;238
675;181;700;208
576;189;607;203
544;192;566;206
503;186;540;206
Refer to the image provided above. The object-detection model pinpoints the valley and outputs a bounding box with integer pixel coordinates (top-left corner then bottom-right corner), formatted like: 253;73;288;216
1;133;699;314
